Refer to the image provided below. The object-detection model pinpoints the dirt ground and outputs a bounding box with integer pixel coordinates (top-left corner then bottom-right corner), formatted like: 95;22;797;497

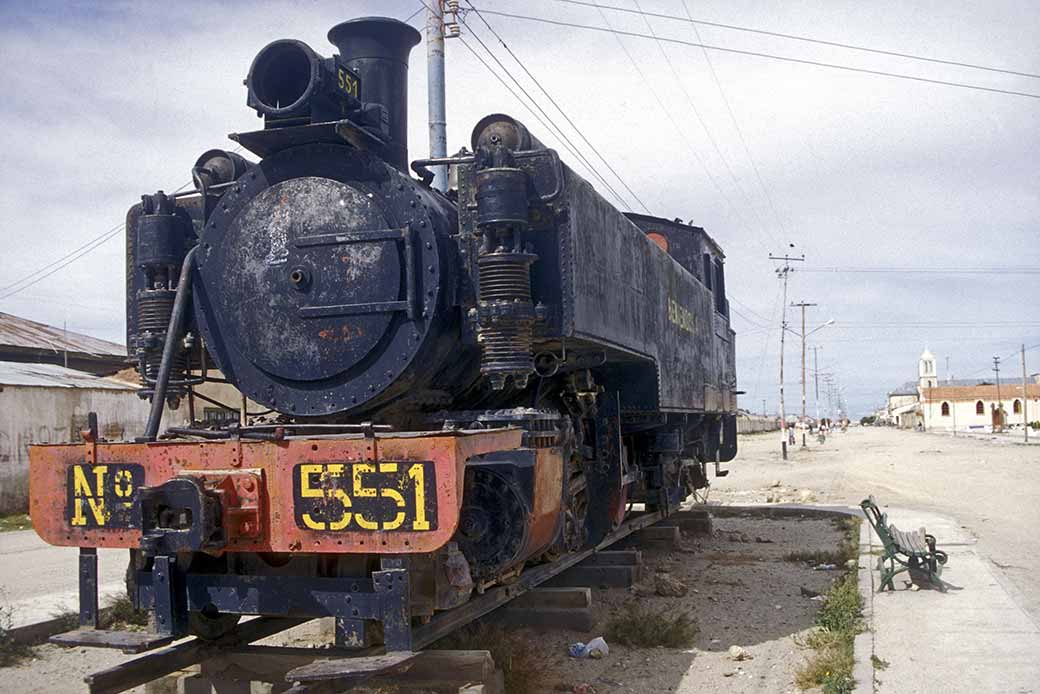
2;512;847;694
712;426;1040;621
476;514;847;694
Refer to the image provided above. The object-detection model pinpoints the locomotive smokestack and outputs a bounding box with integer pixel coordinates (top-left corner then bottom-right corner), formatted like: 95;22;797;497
328;17;421;172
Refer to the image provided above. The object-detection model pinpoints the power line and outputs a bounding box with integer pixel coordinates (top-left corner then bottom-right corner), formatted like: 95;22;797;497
446;1;637;210
0;222;124;297
750;283;782;407
630;0;779;247
0;160;225;302
456;32;632;209
679;0;790;241
729;295;774;325
0;226;125;301
802;266;1040;275
834;321;1040;327
544;0;1040;80
403;5;425;23
469;8;1040;100
590;1;767;248
462;1;652;213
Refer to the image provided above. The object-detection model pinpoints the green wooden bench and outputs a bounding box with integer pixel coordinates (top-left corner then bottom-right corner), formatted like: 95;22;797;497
861;496;948;592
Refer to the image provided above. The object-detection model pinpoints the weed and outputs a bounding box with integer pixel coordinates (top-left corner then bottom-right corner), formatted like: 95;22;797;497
0;514;31;533
787;517;861;566
49;609;79;633
431;621;543;694
871;654;890;671
605;602;698;648
783;549;847;565
103;594;149;630
0;591;34;667
795;572;863;692
815;571;863;634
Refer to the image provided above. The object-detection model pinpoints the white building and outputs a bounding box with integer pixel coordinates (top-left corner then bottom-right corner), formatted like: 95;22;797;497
921;382;1039;432
885;349;1040;433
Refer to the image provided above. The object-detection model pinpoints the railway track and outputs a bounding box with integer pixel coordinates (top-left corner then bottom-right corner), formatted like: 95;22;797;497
81;508;668;694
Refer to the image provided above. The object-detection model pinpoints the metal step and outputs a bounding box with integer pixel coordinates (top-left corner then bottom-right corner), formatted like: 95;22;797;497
50;629;176;653
286;651;417;683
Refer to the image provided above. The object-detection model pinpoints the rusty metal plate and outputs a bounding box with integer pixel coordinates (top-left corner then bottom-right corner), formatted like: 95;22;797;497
29;428;521;555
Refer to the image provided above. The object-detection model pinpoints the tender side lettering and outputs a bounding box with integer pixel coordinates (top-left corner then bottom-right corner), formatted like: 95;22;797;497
668;297;695;333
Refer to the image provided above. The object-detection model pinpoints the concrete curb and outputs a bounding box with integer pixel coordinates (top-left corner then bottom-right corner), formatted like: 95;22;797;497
7;606;116;646
707;502;859;520
852;519;876;692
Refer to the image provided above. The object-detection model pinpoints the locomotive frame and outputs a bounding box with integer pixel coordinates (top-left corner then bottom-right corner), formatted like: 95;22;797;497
28;15;739;665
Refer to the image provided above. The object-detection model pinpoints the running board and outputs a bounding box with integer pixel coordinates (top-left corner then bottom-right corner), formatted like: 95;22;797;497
51;629;176;653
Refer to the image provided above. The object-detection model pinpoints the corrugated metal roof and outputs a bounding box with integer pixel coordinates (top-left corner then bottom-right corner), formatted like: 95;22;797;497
0;311;126;357
0;361;137;390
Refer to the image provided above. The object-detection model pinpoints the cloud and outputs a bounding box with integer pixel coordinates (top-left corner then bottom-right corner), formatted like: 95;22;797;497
2;0;1037;417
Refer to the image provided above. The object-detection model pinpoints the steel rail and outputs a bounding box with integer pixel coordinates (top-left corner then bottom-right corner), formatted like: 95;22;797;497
82;507;669;694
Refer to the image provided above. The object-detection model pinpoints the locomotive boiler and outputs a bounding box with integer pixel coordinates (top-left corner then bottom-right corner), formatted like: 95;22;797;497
29;16;738;657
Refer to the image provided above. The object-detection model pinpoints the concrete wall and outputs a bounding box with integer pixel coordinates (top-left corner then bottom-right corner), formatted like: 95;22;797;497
0;385;189;514
737;414;780;434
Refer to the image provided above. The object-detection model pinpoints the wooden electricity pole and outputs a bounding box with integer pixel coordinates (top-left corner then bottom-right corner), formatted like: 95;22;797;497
1023;345;1030;443
993;356;1002;433
792;301;817;448
769;250;804;460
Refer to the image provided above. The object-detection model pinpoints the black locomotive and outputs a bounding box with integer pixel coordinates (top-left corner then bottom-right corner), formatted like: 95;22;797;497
32;16;737;656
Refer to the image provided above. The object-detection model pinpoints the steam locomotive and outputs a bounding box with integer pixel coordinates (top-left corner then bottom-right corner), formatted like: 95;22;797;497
29;16;737;654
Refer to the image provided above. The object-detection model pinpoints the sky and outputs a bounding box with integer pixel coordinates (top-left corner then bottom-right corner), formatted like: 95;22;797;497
0;0;1037;418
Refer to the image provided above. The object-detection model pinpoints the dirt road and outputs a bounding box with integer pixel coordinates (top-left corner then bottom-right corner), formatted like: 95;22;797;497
714;426;1040;621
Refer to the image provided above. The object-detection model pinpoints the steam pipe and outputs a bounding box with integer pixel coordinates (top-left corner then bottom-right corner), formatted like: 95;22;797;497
143;246;198;441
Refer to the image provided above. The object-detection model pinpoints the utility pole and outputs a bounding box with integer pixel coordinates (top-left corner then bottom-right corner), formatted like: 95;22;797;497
1023;345;1030;443
993;356;1002;433
945;355;951;384
792;301;817;448
762;398;767;417
426;1;450;191
813;346;821;426
823;374;835;422
769;249;804;460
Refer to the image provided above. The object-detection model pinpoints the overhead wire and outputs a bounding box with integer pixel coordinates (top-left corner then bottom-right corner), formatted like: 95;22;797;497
545;0;1040;80
455;30;632;209
435;0;636;210
0;148;240;303
461;1;652;213
802;266;1040;275
468;8;1040;100
590;1;766;249
631;0;779;247
0;222;124;299
679;0;790;242
403;5;425;23
750;283;782;407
